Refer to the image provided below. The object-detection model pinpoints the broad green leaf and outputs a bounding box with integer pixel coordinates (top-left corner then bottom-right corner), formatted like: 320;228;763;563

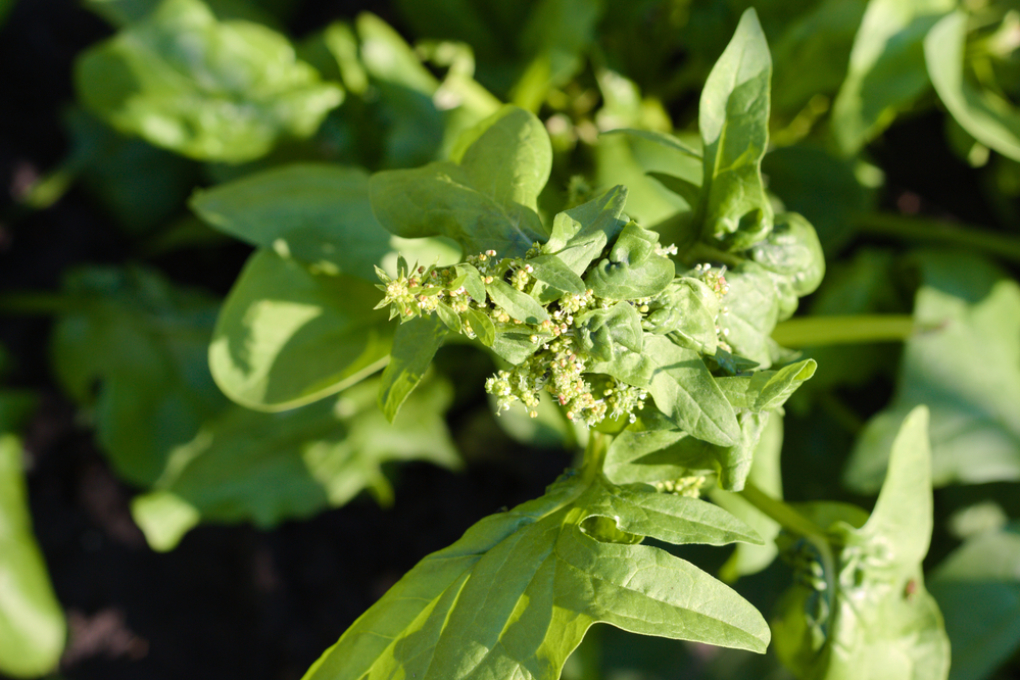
712;414;785;582
52;266;226;486
542;186;628;277
526;254;586;296
584;223;675;300
210;249;393;411
747;213;825;302
131;376;459;551
774;406;951;680
378;315;448;422
302;473;770;680
831;0;954;154
644;336;741;447
191;164;400;281
0;435;66;678
604;406;770;491
716;359;818;412
698;8;774;251
370;106;552;258
926;11;1020;163
845;251;1020;491
928;524;1020;680
75;0;342;162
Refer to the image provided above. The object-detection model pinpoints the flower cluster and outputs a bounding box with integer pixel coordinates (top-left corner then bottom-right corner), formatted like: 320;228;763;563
375;248;731;429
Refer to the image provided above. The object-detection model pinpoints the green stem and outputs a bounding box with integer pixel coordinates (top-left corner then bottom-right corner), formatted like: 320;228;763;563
771;315;915;347
580;431;610;484
855;212;1020;264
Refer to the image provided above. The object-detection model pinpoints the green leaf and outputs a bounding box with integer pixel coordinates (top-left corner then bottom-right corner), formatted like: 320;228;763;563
648;171;702;208
747;213;826;302
773;406;951;680
698;8;774;250
928;524;1020;680
712;413;785;582
302;473;770;680
585;222;676;300
603;128;703;159
75;0;342;162
576;302;643;363
542;186;629;277
845;251;1020;491
526;254;586;296
131;375;459;551
486;279;550;324
378;315;448;422
718;264;782;369
370;105;551;258
0;435;66;678
644;277;720;355
716;359;818;412
191;164;438;281
831;0;954;154
926;11;1020;163
209;249;393;411
644;336;741;447
52;266;226;486
604;406;771;491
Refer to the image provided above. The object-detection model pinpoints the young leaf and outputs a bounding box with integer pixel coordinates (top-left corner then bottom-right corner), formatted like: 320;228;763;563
0;435;66;678
831;0;955;155
585;223;676;300
52;266;227;486
131;376;459;551
715;359;818;412
928;523;1020;680
210;249;393;412
486;279;550;324
773;406;951;680
644;336;741;447
378;315;448;422
845;251;1020;491
370;105;551;258
698;8;774;250
302;474;770;680
75;0;342;162
926;11;1020;163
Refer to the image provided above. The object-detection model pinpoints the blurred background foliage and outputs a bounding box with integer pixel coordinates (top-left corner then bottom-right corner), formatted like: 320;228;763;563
2;0;1020;678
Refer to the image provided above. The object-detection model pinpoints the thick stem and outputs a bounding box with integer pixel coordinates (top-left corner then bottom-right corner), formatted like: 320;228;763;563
771;315;915;347
855;212;1020;264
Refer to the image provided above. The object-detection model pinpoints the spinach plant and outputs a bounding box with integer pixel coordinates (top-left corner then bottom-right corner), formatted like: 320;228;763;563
197;10;947;680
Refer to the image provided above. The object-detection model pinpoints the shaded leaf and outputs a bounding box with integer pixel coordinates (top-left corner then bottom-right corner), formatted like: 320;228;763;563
845;251;1020;491
131;376;459;551
52;266;226;486
926;11;1020;163
831;0;954;154
75;0;342;162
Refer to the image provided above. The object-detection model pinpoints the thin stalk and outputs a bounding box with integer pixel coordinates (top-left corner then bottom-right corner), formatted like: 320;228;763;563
771;315;915;348
855;212;1020;264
